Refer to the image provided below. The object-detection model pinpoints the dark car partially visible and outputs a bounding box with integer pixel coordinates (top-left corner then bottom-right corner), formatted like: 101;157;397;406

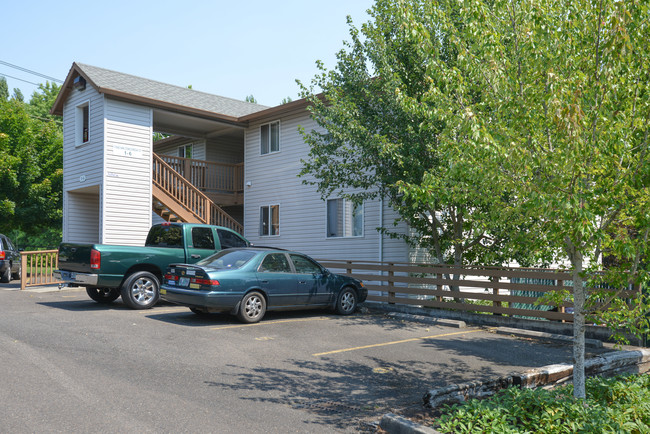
0;234;21;283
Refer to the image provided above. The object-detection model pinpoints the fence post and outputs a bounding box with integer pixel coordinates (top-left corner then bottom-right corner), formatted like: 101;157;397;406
20;252;28;290
388;262;395;304
557;279;565;322
436;273;442;302
491;275;502;315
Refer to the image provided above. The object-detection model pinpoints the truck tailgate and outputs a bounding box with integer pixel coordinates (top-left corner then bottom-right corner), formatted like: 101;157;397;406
57;243;95;273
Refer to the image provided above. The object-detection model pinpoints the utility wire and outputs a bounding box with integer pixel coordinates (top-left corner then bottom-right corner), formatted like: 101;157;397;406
0;60;63;83
0;72;42;86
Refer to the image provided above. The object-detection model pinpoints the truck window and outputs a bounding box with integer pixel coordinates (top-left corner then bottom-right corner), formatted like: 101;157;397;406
217;229;248;248
191;227;216;249
145;225;183;248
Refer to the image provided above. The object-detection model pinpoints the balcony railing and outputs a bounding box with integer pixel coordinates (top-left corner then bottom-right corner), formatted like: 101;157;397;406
157;154;244;196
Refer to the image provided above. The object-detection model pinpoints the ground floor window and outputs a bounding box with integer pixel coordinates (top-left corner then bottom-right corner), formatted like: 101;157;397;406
327;199;363;238
259;205;280;236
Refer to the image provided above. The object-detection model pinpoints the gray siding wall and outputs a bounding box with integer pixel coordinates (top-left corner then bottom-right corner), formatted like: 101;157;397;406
102;99;153;246
243;109;409;262
206;135;244;164
155;138;205;160
61;85;105;243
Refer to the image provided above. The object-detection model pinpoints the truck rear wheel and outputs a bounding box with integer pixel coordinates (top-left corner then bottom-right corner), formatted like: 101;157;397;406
120;271;160;310
86;287;120;304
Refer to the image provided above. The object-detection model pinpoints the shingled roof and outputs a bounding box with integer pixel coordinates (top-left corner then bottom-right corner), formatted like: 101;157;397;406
51;62;270;123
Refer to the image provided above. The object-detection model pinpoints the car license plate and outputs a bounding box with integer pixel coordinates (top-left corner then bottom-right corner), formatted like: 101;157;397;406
160;288;167;295
179;277;190;287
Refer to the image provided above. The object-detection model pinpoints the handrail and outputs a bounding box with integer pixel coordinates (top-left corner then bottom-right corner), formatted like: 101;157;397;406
152;154;243;233
158;154;244;193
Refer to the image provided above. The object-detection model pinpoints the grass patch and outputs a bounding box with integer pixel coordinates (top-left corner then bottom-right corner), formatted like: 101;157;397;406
434;374;650;433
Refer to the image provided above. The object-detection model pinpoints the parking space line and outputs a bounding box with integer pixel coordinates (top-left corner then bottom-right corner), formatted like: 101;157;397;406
312;328;487;357
211;317;328;330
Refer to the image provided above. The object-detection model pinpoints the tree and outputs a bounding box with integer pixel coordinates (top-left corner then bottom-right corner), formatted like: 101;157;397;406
300;0;650;400
0;77;8;101
0;85;63;245
299;0;544;271
245;95;257;104
479;0;650;399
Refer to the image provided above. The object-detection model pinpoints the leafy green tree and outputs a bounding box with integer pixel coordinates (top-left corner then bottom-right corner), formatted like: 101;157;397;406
0;77;8;101
298;0;543;271
28;81;61;122
245;95;257;104
0;87;62;243
301;0;650;400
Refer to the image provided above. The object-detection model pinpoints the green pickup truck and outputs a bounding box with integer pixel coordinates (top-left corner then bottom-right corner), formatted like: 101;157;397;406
55;223;249;309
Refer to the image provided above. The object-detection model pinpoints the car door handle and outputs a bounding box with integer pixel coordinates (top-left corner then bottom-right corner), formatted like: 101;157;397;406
298;281;306;284
191;254;201;259
261;280;269;284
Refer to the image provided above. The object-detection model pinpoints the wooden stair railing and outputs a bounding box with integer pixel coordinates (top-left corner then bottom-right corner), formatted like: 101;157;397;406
152;153;243;234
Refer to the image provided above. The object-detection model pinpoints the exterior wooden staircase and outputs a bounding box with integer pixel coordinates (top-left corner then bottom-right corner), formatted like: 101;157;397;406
152;153;243;234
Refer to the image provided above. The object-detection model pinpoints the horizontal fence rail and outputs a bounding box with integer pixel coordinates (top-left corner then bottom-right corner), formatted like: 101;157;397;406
317;260;639;322
20;250;62;290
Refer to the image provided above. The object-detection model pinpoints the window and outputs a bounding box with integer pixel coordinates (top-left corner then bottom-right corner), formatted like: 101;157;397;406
191;227;215;249
178;144;193;159
259;205;280;236
327;199;363;238
290;254;323;274
76;103;89;146
217;229;248;248
145;225;183;248
259;253;291;273
260;121;280;154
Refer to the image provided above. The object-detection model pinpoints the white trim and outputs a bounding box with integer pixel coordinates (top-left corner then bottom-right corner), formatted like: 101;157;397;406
326;198;364;238
259;203;281;236
75;100;90;147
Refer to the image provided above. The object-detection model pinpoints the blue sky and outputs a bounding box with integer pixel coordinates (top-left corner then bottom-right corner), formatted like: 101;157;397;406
1;0;374;107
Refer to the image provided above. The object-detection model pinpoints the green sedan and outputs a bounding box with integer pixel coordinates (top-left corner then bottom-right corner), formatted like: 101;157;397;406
160;248;366;323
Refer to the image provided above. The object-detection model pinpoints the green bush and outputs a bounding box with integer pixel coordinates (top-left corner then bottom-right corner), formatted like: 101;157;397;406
436;374;650;433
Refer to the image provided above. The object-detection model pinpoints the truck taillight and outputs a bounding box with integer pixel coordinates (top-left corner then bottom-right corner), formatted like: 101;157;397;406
90;249;101;269
0;251;5;260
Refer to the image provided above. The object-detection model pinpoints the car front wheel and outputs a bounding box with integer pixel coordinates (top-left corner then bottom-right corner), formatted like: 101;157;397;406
335;287;358;315
237;291;266;323
120;271;160;309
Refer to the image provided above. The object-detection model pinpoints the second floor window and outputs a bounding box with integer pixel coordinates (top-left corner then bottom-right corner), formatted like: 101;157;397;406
76;103;89;146
261;121;280;155
178;144;193;159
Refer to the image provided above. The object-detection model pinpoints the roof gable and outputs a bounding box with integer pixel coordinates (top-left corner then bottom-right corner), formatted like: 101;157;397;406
51;62;270;123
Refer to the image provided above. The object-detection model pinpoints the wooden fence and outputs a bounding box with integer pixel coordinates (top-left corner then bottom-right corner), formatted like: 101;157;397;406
318;260;640;322
20;250;62;290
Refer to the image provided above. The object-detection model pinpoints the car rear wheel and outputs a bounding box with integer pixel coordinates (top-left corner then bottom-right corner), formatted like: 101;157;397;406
86;287;120;304
335;287;358;315
11;263;21;280
120;271;160;310
0;267;10;283
237;291;266;323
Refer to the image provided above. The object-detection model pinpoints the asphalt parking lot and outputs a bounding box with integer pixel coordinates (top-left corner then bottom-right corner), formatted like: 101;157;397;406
0;286;610;432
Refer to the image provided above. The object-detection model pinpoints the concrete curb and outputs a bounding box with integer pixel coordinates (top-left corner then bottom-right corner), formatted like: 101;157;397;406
495;326;603;348
380;413;441;434
386;312;466;328
423;348;650;408
381;349;650;433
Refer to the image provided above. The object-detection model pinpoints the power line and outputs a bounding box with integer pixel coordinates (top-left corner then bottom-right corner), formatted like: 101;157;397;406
0;72;41;86
0;60;63;83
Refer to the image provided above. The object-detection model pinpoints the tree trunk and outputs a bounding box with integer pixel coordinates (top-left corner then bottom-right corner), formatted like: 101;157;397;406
571;251;586;400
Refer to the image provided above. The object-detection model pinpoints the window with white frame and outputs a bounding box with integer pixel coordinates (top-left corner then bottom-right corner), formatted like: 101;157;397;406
76;102;89;146
327;199;363;238
259;205;280;236
260;121;280;155
178;143;193;159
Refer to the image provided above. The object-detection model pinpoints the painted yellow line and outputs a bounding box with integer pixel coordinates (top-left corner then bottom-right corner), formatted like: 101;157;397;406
313;329;486;357
211;317;328;330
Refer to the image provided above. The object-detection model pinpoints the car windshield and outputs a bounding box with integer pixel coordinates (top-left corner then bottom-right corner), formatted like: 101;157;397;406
198;250;257;270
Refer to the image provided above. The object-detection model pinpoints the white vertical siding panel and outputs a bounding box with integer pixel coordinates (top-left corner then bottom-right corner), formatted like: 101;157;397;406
102;99;153;246
61;85;105;242
244;110;410;263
